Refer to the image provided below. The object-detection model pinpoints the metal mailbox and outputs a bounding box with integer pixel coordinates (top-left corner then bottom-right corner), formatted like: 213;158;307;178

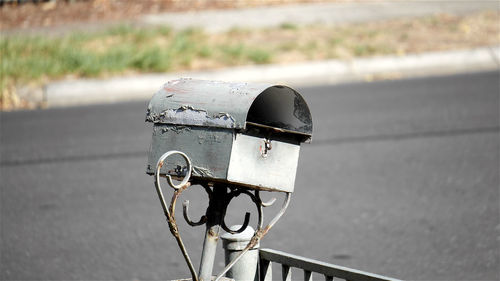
145;78;312;192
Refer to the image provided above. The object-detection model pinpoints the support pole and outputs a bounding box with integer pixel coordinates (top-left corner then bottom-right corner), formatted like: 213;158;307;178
221;225;259;281
198;186;227;281
199;224;220;281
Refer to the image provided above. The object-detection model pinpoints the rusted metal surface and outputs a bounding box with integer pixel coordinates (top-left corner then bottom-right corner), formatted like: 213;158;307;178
154;153;198;281
146;79;313;192
146;80;313;280
154;151;293;281
198;186;226;281
198;223;220;281
146;78;312;138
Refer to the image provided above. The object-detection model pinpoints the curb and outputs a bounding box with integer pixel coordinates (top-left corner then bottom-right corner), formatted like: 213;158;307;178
44;46;500;108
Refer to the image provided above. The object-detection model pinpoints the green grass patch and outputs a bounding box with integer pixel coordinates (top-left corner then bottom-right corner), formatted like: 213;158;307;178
0;24;277;89
279;22;298;30
2;10;499;107
247;49;272;64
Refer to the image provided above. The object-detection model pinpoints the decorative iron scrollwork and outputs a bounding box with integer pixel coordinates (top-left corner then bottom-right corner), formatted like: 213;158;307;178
154;150;291;281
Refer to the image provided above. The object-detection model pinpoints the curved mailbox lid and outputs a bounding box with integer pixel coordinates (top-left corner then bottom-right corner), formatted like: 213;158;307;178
146;78;312;140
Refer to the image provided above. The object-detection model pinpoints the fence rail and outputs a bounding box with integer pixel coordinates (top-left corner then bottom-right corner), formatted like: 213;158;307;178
259;248;402;281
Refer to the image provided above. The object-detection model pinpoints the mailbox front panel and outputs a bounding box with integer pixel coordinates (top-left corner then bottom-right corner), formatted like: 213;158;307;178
227;134;300;192
147;124;233;180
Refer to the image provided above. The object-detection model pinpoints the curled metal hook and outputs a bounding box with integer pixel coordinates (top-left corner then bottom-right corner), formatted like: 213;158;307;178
221;188;263;234
215;192;292;281
243;189;264;229
222;212;251;234
256;191;277;207
182;200;208;227
155;150;192;190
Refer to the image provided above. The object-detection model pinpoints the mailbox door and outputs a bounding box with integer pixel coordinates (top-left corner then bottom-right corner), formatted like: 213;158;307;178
227;134;299;192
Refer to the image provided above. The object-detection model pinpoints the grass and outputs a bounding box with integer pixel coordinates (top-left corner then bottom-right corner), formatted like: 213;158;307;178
1;10;499;109
0;25;273;87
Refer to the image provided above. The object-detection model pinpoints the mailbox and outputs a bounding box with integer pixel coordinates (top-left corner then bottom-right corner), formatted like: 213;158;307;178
146;78;312;193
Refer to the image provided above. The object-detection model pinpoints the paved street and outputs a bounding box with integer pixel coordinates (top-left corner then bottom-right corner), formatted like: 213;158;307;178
1;71;499;280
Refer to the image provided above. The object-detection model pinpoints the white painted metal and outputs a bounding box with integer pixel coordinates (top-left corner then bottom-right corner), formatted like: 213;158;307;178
227;134;300;192
259;248;403;281
282;265;292;281
221;225;259;281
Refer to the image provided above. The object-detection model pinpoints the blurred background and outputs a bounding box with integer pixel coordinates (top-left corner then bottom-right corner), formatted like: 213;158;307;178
1;0;499;280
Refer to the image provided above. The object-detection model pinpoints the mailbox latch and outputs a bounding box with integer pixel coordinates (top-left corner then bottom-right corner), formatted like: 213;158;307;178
260;138;272;158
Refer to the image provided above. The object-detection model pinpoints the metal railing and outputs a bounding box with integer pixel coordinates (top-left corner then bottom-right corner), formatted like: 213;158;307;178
259;248;402;281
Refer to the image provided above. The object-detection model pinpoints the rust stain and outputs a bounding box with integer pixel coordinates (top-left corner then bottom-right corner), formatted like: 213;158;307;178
163;86;188;94
208;228;219;238
163;79;191;94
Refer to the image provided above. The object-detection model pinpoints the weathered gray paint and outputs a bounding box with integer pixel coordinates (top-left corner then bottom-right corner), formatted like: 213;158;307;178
146;78;312;137
147;124;233;179
146;79;313;192
146;79;266;129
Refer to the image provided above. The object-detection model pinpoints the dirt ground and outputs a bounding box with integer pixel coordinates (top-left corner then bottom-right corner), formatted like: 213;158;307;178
0;0;344;31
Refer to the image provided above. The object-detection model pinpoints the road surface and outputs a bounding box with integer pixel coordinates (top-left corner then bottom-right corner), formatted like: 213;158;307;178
1;71;498;280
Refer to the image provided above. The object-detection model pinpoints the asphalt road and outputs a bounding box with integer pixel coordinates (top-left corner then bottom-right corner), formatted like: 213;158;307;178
1;71;499;280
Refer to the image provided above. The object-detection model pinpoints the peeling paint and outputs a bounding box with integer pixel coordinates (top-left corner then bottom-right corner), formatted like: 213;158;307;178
170;126;191;134
212;112;236;127
145;79;312;137
192;166;214;178
147;105;236;128
145;106;153;122
157;126;190;134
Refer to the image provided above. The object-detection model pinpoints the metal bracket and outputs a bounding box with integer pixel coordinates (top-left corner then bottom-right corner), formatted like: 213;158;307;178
154;150;291;281
214;191;291;281
154;151;198;280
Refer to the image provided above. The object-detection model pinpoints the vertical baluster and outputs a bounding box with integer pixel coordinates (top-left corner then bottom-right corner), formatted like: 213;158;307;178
282;265;292;281
260;259;272;281
304;270;313;281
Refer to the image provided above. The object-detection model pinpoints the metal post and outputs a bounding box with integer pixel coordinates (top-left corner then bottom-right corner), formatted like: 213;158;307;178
199;224;220;281
221;225;259;281
198;186;227;281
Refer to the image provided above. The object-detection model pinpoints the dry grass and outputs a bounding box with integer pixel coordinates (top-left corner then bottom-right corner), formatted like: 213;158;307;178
1;10;499;110
221;10;500;63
